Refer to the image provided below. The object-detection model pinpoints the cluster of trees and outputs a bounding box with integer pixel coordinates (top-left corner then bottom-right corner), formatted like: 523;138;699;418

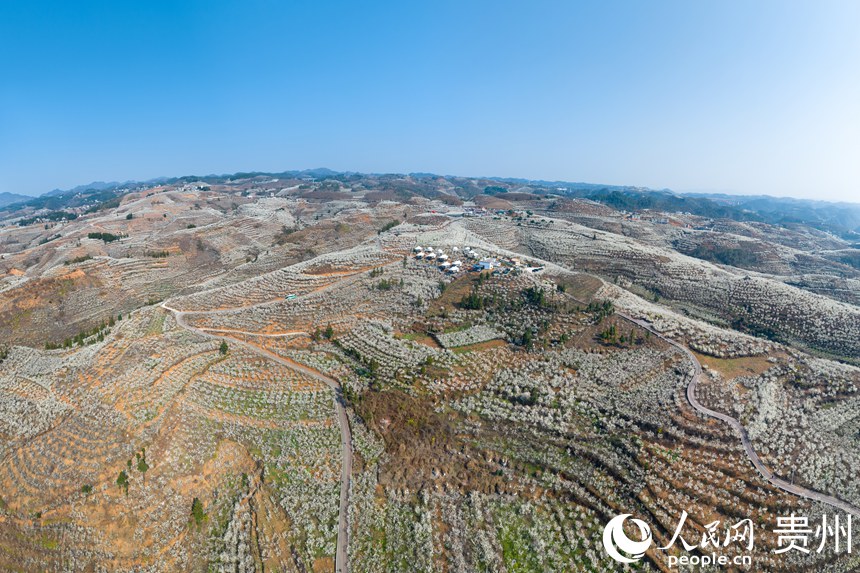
730;316;779;341
688;243;762;268
87;231;122;243
274;225;296;245
483;185;508;195
519;319;554;351
115;447;150;496
332;339;381;383
45;314;122;350
312;324;335;341
377;220;400;234
585;299;614;322
457;279;564;313
459;289;494;310
374;278;403;291
116;471;129;495
598;324;641;346
521;287;548;307
570;188;751;221
64;254;92;265
16;210;78;227
598;324;651;345
369;265;403;290
521;328;536;350
38;233;61;244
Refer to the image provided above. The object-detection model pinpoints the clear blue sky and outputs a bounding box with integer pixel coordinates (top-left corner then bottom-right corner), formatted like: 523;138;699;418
1;1;858;201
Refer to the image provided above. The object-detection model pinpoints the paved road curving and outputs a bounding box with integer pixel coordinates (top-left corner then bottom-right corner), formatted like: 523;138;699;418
621;313;860;518
162;303;353;572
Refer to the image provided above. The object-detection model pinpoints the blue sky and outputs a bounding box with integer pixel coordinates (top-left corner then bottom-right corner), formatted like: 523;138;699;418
1;1;858;201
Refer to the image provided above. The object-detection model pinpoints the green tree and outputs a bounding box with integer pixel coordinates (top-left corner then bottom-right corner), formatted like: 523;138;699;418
522;329;534;350
522;287;546;307
368;358;380;377
219;341;228;355
191;497;206;527
137;457;149;485
116;470;129;496
81;484;93;496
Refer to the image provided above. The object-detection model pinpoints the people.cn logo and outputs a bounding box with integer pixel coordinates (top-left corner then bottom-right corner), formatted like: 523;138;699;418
603;514;653;563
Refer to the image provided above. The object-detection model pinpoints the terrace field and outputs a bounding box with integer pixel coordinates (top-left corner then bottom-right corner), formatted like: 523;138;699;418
0;174;858;572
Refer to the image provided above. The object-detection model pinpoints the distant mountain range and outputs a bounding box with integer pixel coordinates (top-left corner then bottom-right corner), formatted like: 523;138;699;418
42;180;136;198
4;170;859;238
684;193;860;235
0;192;33;209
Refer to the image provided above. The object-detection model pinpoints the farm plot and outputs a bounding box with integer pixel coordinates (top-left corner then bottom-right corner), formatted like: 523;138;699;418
434;324;504;349
336;321;450;381
187;354;333;424
171;268;339;312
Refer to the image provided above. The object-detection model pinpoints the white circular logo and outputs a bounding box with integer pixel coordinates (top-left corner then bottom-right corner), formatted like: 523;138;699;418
603;514;653;563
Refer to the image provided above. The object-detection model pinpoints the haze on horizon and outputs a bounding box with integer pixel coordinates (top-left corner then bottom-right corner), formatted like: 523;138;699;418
1;1;858;202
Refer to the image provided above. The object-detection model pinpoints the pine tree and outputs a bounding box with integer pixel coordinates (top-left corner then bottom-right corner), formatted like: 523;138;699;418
137;457;149;485
191;497;206;527
116;470;129;496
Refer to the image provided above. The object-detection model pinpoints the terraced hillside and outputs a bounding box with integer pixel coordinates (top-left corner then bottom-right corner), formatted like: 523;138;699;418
0;175;858;572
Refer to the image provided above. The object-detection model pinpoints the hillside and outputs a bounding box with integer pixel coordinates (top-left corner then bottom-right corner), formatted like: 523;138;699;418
0;174;858;572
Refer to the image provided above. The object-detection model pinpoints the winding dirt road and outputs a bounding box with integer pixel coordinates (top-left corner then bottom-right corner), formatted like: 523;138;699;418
622;314;860;518
161;303;353;572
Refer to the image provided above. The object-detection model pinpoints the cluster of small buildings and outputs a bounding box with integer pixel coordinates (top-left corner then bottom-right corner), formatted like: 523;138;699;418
462;206;489;217
413;246;463;273
412;246;545;276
